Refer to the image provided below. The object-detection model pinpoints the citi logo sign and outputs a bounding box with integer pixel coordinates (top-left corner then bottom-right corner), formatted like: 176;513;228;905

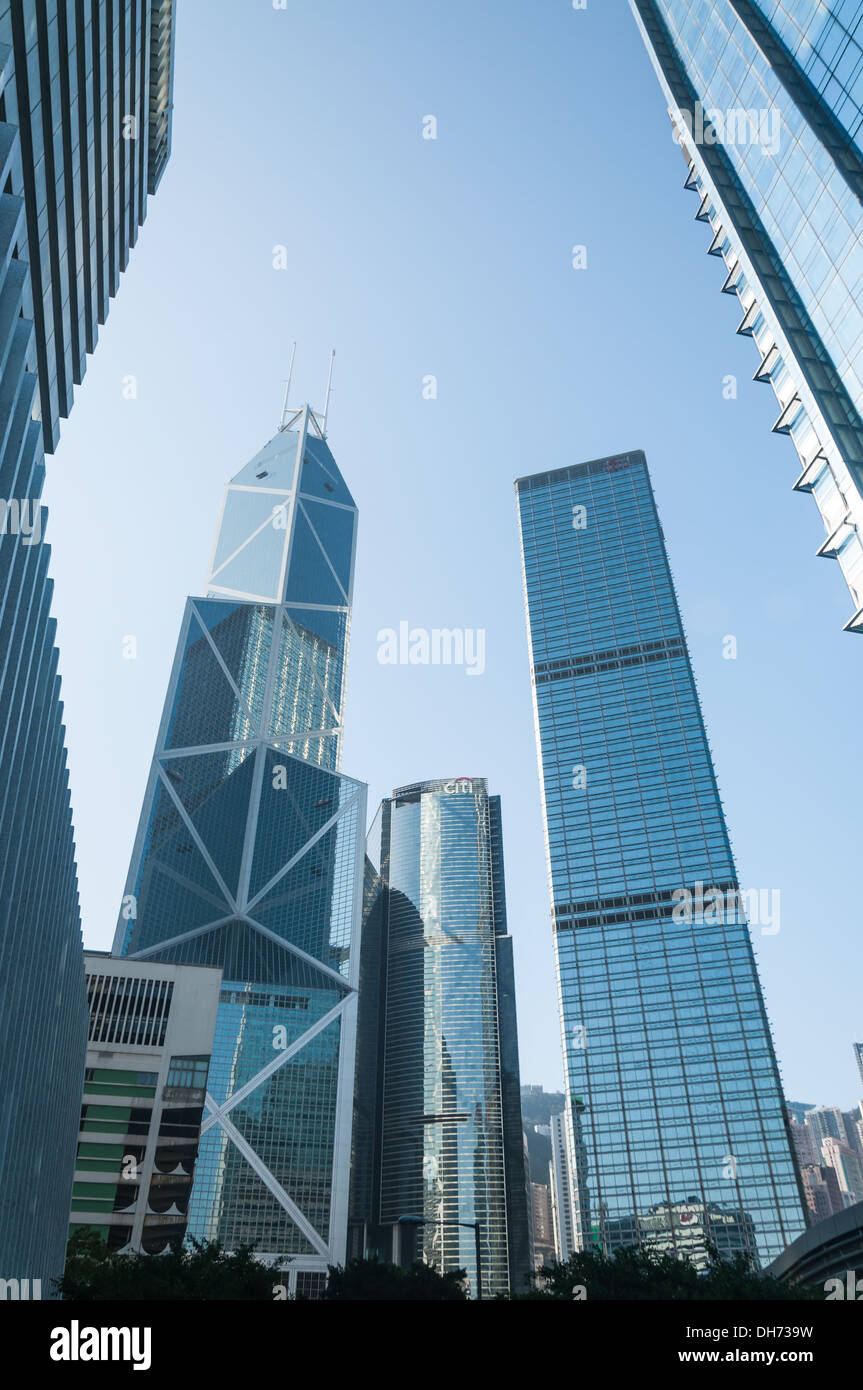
0;1277;41;1299
443;777;474;794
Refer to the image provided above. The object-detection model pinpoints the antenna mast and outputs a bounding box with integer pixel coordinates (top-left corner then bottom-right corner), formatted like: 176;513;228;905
279;342;297;430
322;349;336;437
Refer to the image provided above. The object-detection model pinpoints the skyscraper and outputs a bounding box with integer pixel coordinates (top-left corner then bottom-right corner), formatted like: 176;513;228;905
530;1181;556;1268
549;1109;579;1260
0;1;175;1290
804;1103;846;1149
630;0;863;634
821;1135;863;1205
520;1082;565;1268
114;400;367;1297
516;448;806;1267
351;777;531;1297
786;1100;818;1127
800;1161;845;1223
788;1110;820;1168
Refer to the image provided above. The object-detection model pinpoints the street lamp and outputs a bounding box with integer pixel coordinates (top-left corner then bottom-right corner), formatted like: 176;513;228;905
398;1214;483;1301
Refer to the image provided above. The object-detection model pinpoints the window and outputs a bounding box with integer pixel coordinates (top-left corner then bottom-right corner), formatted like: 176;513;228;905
166;1055;210;1089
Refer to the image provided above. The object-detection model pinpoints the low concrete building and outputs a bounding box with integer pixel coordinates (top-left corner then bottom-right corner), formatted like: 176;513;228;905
69;953;222;1254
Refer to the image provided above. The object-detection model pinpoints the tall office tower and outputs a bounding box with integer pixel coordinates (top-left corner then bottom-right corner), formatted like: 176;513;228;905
855;1042;863;1089
516;449;806;1267
549;1109;579;1260
630;1;863;635
530;1181;556;1267
789;1113;820;1169
522;1131;535;1268
822;1136;863;1205
787;1099;818;1126
70;953;221;1254
351;777;531;1298
799;1103;863;1167
0;2;175;1290
800;1162;844;1222
854;1114;863;1165
114;401;367;1297
842;1107;863;1154
804;1104;846;1149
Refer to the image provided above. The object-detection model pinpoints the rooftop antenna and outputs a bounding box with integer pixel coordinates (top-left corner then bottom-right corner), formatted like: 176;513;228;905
279;341;297;430
322;349;336;437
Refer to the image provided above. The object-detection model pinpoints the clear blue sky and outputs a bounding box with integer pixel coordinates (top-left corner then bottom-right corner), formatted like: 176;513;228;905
43;0;861;1108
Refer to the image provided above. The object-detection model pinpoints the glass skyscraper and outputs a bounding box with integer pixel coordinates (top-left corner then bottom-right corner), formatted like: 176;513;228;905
114;402;366;1297
630;0;863;634
0;1;175;1290
516;449;806;1268
351;777;531;1297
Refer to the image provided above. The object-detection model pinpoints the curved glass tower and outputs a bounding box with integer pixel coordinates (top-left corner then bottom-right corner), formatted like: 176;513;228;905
352;778;531;1298
517;449;806;1269
114;403;366;1292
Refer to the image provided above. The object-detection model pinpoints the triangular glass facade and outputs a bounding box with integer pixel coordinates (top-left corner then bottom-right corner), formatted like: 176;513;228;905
115;407;366;1275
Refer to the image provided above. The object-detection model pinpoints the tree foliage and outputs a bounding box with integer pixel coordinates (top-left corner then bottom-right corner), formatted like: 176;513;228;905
57;1227;278;1300
323;1256;468;1301
518;1244;819;1301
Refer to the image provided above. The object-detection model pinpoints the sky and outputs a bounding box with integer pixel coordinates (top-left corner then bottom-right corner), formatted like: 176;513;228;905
42;0;862;1109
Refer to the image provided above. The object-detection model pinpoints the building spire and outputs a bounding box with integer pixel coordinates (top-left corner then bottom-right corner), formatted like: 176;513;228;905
278;346;337;438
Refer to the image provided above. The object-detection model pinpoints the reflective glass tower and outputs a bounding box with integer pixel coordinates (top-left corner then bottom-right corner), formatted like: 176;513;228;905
351;777;531;1298
516;450;806;1268
0;1;175;1291
114;402;366;1295
630;0;863;634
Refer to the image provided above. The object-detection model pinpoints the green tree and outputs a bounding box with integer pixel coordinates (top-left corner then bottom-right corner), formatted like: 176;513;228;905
57;1228;279;1300
516;1245;819;1301
323;1256;468;1301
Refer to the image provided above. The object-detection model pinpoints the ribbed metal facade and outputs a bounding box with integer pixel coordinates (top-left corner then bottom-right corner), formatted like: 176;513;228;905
0;1;175;1292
